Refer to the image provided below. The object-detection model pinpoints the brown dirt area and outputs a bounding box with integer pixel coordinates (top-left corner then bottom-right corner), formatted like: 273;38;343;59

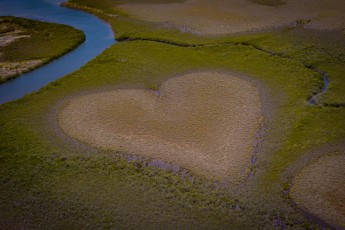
117;0;345;35
0;59;43;81
58;72;263;183
291;154;345;228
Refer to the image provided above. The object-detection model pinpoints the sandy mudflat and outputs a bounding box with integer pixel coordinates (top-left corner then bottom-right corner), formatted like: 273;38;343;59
291;154;345;228
58;72;263;183
118;0;345;35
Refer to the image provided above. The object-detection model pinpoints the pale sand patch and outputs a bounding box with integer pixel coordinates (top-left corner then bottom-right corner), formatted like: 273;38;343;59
58;72;263;183
0;59;43;81
0;30;30;47
118;0;345;35
291;154;345;228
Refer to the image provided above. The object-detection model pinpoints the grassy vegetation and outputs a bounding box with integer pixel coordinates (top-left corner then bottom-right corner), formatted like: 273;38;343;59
238;29;345;105
248;0;285;6
66;1;345;106
1;39;342;228
0;16;85;82
1;1;345;228
69;0;186;9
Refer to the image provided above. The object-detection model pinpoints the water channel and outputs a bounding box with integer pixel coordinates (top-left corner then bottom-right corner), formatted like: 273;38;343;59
0;0;115;104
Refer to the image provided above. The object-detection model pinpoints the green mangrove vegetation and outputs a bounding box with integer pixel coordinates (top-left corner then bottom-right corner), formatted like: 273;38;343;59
1;0;345;229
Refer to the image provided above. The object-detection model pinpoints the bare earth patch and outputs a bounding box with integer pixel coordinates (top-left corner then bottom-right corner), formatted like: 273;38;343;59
291;154;345;228
0;59;43;81
118;0;345;35
0;32;29;47
58;72;263;183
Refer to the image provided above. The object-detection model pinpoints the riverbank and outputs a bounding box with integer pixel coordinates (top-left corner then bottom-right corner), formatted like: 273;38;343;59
0;16;85;83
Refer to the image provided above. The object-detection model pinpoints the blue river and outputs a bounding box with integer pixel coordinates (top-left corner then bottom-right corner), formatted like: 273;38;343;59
0;0;115;104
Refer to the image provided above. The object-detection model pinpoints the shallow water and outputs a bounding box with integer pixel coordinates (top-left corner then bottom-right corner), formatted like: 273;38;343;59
307;74;330;105
0;0;115;104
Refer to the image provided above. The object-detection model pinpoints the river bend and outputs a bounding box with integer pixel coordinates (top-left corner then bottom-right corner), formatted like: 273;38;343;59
0;0;115;104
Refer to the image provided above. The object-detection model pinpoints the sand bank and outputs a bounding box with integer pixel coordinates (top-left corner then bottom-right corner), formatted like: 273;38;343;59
118;0;345;35
291;154;345;228
58;72;263;183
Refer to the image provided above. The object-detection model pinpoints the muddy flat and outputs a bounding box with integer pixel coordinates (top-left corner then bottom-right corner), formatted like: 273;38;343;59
118;0;345;35
291;154;345;228
58;72;263;183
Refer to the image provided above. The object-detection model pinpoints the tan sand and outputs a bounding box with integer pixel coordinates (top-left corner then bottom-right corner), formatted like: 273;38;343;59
291;154;345;228
0;30;29;47
58;72;263;183
0;59;43;81
118;0;345;35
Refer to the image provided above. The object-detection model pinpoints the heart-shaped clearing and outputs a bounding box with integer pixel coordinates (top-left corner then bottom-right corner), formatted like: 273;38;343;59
58;72;263;183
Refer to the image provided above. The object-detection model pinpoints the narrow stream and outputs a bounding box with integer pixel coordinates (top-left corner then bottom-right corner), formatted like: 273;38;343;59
306;67;330;105
0;0;115;104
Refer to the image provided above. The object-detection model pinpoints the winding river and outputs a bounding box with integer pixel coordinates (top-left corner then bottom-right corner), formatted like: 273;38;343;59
0;0;115;104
